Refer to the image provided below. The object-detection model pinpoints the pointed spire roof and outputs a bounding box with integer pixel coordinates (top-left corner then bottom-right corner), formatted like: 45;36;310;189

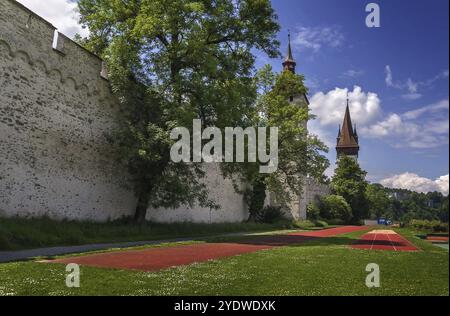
282;31;296;73
336;97;359;149
285;32;294;62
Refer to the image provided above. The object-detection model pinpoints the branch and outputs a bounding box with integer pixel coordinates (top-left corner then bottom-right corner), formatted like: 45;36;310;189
157;34;169;47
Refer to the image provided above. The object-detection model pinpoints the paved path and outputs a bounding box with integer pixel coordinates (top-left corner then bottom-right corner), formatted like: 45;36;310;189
0;239;191;263
50;226;368;272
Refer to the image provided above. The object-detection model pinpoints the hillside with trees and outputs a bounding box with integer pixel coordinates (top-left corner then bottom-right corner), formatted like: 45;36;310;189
308;156;449;227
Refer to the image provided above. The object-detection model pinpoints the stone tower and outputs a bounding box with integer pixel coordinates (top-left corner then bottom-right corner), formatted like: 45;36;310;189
276;34;330;220
336;98;360;160
282;33;309;107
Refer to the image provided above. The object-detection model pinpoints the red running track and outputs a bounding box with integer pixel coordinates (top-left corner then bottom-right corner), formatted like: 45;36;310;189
426;236;449;242
50;226;368;272
352;231;419;252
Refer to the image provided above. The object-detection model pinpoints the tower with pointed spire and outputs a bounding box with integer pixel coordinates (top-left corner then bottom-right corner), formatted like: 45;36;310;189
270;32;332;221
336;97;360;160
283;32;297;73
282;33;309;107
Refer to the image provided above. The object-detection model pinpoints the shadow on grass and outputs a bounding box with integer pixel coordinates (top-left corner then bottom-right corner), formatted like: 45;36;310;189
206;234;359;248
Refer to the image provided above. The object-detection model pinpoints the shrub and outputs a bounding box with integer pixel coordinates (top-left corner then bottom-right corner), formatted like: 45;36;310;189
258;206;285;224
0;226;11;250
408;219;449;232
314;220;328;228
292;219;328;229
326;218;346;226
292;220;316;229
307;202;320;221
319;195;352;223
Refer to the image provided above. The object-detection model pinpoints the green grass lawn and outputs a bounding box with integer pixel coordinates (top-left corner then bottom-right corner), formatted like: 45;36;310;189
0;228;447;296
0;216;300;251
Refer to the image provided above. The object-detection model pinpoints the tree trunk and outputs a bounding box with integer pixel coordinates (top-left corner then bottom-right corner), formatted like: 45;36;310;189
247;179;267;223
134;193;149;224
247;213;259;223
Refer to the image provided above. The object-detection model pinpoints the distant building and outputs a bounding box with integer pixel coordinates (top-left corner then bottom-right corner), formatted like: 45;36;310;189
336;99;360;160
388;191;408;201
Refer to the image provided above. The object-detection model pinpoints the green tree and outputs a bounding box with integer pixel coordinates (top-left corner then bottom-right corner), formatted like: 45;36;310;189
439;197;449;222
390;199;405;221
245;176;267;220
77;0;281;222
366;183;391;219
318;195;352;223
331;156;369;223
223;65;329;220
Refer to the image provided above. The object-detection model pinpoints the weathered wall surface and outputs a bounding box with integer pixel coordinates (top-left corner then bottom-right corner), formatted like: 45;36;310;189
0;0;137;221
147;163;249;223
297;178;331;220
273;177;331;221
0;0;249;223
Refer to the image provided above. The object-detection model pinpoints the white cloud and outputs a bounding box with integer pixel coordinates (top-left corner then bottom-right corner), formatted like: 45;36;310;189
324;162;336;180
362;113;403;138
385;65;422;99
342;69;364;78
308;85;448;150
406;78;418;93
308;119;334;149
16;0;88;39
401;78;422;100
362;99;449;149
436;175;450;196
385;65;395;87
309;86;382;127
402;93;423;100
403;99;449;120
293;26;344;53
423;69;450;87
385;65;448;100
381;173;449;195
307;86;381;149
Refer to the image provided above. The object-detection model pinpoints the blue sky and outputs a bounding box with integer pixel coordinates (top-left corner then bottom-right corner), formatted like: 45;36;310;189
256;0;449;194
17;0;449;194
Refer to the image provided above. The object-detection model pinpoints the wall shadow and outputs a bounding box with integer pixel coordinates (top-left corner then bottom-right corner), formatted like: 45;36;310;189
205;234;359;248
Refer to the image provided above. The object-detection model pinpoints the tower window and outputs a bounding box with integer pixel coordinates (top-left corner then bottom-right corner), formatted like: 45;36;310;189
290;96;294;102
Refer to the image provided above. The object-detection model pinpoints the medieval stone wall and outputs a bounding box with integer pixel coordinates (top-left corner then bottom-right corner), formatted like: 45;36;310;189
147;163;248;223
0;0;250;223
297;178;331;220
0;0;328;223
272;177;331;221
0;0;137;221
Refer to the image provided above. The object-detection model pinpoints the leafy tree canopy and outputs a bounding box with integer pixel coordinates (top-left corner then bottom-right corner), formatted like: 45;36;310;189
77;0;281;222
366;183;391;219
223;65;329;220
331;156;369;222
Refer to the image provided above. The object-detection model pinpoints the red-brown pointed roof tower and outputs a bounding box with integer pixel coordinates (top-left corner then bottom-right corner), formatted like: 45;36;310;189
282;32;297;74
336;97;360;159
